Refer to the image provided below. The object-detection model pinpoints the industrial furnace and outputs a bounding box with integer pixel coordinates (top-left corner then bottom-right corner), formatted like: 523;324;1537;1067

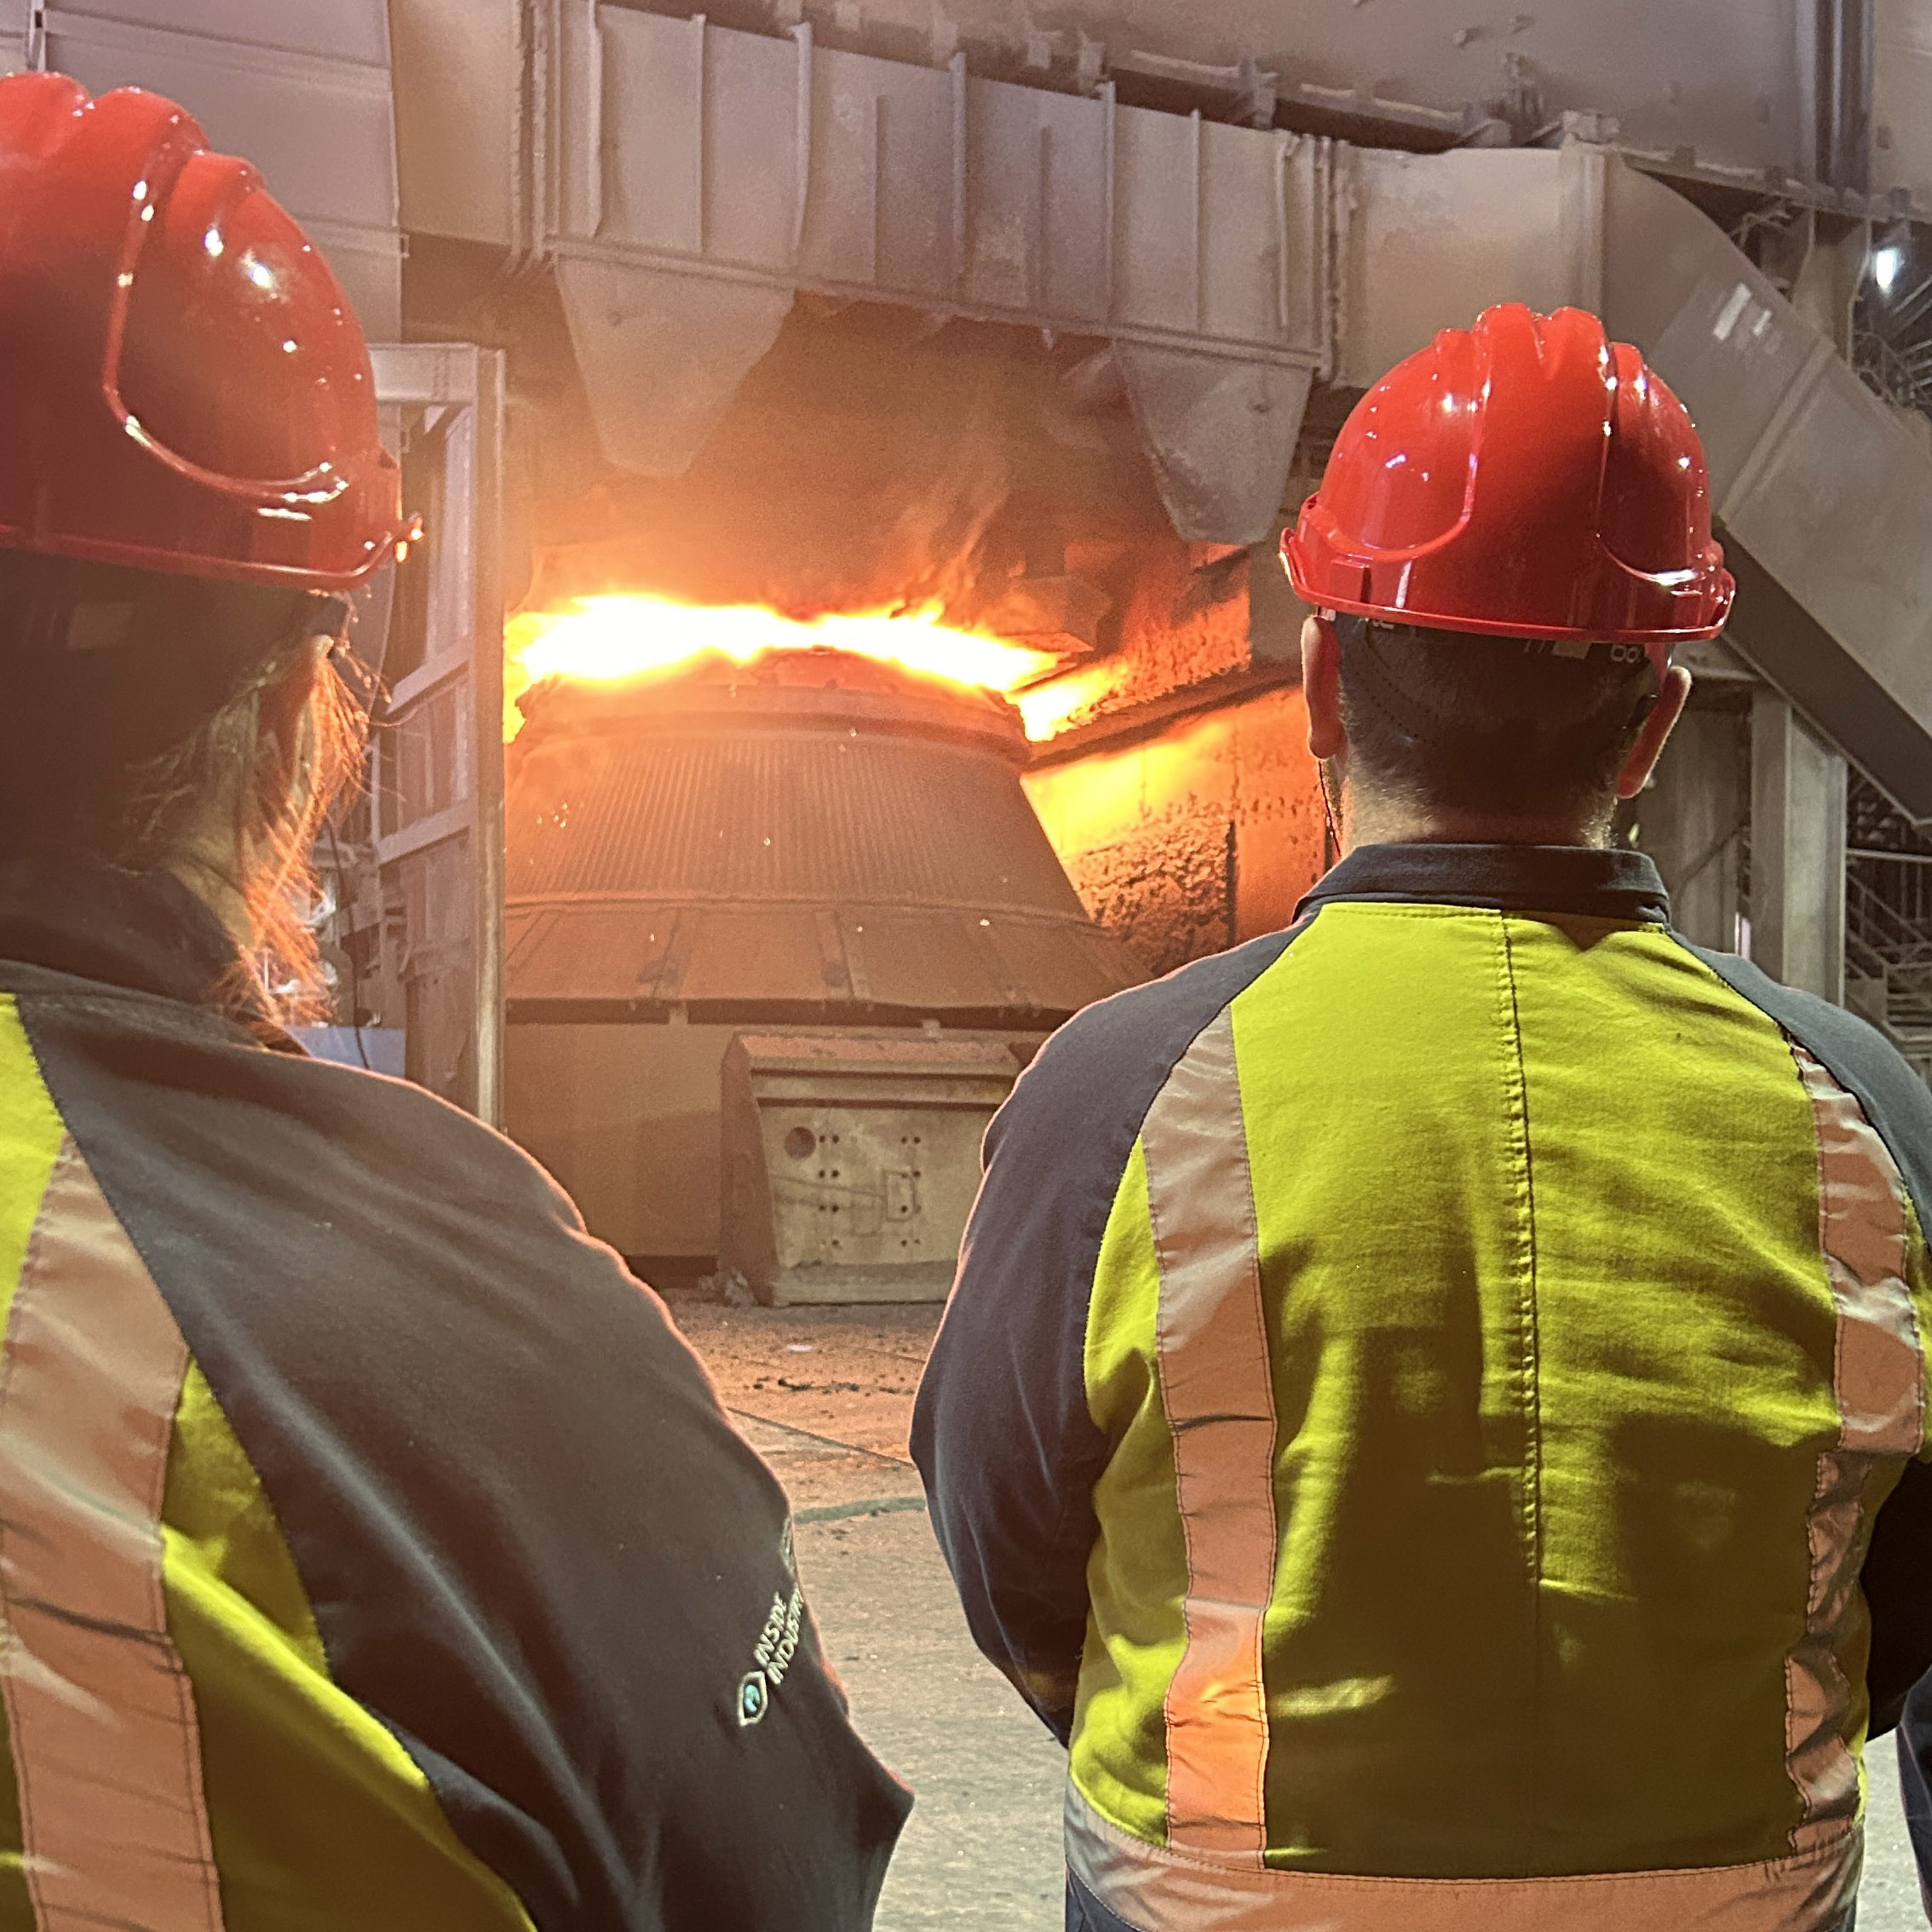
501;645;1141;1279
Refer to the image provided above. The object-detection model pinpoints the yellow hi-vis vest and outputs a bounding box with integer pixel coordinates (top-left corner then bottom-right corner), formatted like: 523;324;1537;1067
916;842;1932;1932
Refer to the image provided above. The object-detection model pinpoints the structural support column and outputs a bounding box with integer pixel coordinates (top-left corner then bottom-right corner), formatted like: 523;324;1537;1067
1751;692;1848;1003
365;344;509;1126
1638;704;1749;953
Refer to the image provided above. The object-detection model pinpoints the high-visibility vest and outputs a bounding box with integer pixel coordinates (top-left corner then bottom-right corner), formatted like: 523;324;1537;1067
917;842;1932;1932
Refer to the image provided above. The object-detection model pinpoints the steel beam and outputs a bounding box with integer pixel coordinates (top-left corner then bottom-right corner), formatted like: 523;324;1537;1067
1751;692;1849;1002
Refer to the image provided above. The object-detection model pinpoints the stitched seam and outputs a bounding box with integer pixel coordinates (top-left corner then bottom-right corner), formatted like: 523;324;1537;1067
1308;903;1657;929
1793;1032;1834;1841
1496;914;1542;1852
1229;1066;1277;1854
137;1322;223;1903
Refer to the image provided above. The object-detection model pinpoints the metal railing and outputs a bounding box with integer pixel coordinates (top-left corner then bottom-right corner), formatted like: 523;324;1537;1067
1846;866;1932;1080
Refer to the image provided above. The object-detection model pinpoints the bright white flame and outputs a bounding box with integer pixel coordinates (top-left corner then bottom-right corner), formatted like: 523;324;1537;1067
503;593;1061;741
1874;243;1906;294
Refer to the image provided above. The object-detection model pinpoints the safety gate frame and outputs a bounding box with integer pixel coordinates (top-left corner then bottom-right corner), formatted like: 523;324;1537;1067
333;343;508;1125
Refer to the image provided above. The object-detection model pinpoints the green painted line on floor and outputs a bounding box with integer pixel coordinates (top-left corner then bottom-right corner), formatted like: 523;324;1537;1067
795;1494;929;1524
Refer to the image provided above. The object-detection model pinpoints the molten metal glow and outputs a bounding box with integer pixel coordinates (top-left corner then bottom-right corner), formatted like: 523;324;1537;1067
504;593;1061;739
1010;661;1126;742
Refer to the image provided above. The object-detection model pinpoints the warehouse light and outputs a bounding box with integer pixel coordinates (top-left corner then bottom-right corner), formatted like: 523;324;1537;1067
1872;221;1913;298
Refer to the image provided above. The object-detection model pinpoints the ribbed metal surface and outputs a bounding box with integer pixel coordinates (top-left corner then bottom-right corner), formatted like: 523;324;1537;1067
504;655;1143;1018
509;731;1086;911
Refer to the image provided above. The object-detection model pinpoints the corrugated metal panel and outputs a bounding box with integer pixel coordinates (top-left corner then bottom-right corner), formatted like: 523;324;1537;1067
739;0;1809;191
508;728;1087;911
566;9;1325;364
388;0;517;244
504;661;1144;1016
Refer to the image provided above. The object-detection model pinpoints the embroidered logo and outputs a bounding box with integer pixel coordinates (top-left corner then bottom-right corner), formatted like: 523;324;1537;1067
737;1670;769;1726
738;1584;804;1728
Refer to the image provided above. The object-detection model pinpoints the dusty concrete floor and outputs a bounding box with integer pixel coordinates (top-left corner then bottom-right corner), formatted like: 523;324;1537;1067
667;1296;1930;1930
668;1296;934;1515
1861;1745;1925;1931
800;1509;1067;1931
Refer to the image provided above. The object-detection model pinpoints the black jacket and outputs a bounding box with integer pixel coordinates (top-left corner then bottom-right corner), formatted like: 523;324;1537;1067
0;855;909;1929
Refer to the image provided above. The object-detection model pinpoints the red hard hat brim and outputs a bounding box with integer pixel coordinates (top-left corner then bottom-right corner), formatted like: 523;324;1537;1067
1284;526;1737;661
0;476;412;592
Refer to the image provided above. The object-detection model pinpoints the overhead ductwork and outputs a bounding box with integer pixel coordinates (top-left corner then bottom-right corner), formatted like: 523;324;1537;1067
551;260;794;477
531;5;1328;541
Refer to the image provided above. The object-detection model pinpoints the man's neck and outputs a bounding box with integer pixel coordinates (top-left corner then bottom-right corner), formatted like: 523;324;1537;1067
1341;790;1612;854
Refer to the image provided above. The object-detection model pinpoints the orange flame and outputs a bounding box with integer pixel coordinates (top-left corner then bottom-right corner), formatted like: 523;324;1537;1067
1009;661;1128;742
503;593;1078;741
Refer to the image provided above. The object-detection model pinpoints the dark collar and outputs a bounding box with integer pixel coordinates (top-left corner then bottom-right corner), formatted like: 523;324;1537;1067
1297;842;1672;924
0;852;273;1018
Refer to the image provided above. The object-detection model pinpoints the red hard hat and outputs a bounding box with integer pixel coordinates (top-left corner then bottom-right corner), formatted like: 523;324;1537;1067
0;72;410;590
1284;304;1734;662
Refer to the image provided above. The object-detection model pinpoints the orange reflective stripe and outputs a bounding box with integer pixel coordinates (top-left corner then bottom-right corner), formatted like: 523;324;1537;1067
0;1138;225;1931
1141;1008;1278;1862
1066;1785;1860;1932
1787;1049;1925;1845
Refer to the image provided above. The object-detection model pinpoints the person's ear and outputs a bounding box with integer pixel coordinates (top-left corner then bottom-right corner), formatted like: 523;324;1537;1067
1616;664;1693;800
1302;613;1346;761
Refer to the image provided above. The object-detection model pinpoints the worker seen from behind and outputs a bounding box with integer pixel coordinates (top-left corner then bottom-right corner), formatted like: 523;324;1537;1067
914;302;1932;1932
0;72;908;1929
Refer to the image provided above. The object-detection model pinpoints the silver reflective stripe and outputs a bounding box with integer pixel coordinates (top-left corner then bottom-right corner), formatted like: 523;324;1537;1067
1066;1783;1860;1932
1787;1049;1925;1847
0;1138;225;1931
1140;1007;1278;1862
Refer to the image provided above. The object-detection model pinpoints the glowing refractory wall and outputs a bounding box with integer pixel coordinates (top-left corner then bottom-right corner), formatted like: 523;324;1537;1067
1023;685;1329;977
